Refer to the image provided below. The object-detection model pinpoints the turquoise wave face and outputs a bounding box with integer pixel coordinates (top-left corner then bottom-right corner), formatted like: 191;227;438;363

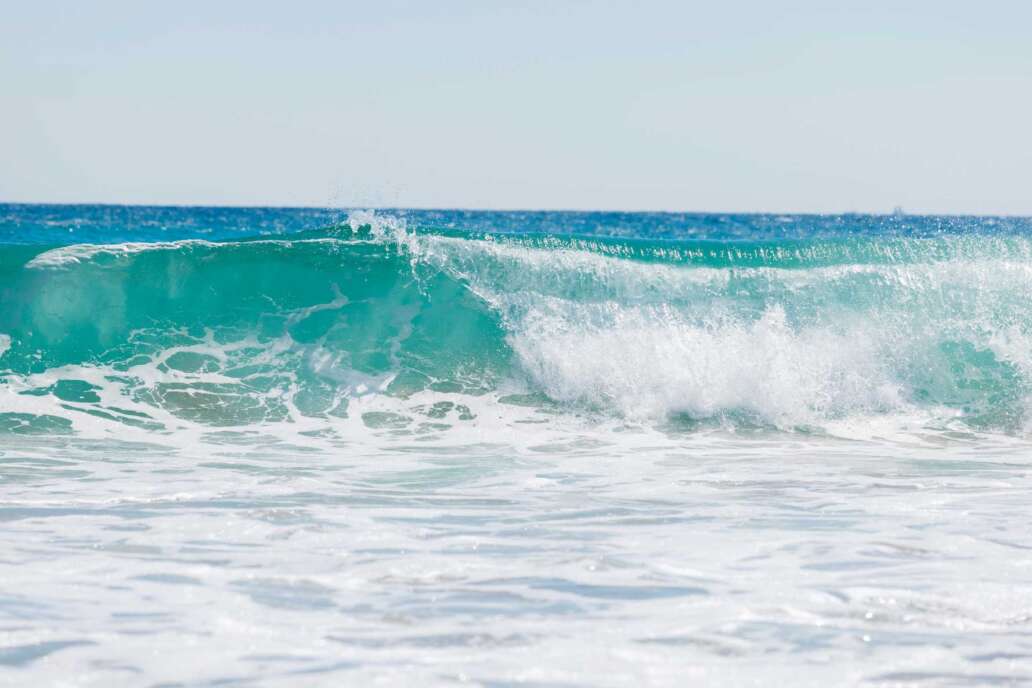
1;210;1032;435
0;233;510;430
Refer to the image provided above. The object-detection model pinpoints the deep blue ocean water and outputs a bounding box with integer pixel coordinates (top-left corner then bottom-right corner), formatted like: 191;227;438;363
3;204;1032;686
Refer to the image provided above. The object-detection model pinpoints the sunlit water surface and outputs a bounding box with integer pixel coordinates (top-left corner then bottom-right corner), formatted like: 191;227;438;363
3;206;1032;686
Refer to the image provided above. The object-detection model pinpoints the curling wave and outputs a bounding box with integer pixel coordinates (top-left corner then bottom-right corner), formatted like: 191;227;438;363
2;211;1032;437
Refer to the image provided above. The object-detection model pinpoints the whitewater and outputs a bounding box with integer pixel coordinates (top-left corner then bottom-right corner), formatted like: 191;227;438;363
3;204;1032;686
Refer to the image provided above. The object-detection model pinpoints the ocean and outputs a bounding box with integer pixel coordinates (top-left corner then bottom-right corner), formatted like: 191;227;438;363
2;203;1032;686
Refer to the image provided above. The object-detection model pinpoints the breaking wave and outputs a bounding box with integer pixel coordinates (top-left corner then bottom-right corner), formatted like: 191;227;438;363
2;211;1032;439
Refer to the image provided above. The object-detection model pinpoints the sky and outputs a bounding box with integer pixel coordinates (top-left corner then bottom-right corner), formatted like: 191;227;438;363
2;1;1031;214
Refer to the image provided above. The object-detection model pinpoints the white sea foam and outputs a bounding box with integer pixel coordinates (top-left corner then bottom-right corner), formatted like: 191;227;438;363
5;375;1032;686
24;237;348;269
506;301;908;426
25;240;218;268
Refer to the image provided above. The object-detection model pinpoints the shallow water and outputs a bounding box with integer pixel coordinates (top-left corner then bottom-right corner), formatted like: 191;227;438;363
5;428;1032;686
3;205;1032;686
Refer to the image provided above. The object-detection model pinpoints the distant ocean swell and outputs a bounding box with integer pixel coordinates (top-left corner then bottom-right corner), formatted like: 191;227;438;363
1;211;1031;437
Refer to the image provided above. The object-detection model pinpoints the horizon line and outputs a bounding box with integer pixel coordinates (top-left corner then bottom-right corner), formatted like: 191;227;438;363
2;199;1031;220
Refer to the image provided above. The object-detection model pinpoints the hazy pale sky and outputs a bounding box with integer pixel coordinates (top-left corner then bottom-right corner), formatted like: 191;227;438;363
2;1;1031;214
